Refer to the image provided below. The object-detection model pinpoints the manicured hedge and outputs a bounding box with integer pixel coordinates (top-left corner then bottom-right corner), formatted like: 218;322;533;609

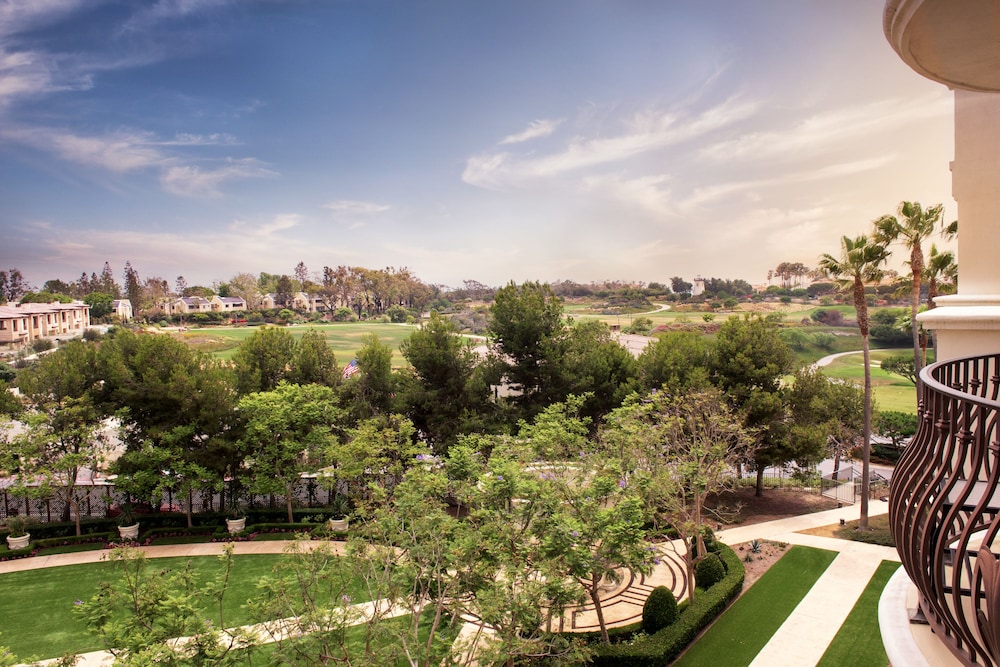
588;544;745;667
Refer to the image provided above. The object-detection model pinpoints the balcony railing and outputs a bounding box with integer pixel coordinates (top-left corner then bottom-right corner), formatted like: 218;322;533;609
891;353;1000;667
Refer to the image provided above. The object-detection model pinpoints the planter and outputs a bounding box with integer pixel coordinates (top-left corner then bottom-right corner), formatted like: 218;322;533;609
118;523;140;540
226;517;247;534
5;533;30;550
327;517;349;532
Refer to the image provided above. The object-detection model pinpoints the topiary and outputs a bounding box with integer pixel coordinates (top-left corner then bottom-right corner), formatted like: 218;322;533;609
695;552;726;590
642;585;679;634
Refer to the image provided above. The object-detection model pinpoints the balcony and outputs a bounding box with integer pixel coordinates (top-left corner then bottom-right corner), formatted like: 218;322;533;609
890;353;1000;666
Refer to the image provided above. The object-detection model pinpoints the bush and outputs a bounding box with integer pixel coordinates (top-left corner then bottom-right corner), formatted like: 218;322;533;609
696;552;726;589
811;309;846;326
642;586;678;634
589;545;744;666
31;338;54;353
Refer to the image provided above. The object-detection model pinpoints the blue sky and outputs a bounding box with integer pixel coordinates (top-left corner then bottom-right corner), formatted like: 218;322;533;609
0;0;955;291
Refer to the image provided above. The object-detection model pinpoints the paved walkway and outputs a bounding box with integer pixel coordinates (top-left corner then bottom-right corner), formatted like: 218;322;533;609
4;499;898;666
718;498;898;667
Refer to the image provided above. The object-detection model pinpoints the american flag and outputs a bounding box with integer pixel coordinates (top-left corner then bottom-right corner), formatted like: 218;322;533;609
342;358;360;379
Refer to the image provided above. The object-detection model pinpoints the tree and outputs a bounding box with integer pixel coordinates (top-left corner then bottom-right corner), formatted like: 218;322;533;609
123;261;142;315
925;243;957;309
399;312;491;451
710;314;794;496
340;333;397;420
10;341;108;535
227;272;262;310
786;367;864;480
84;292;114;320
99;261;119;298
560;320;638;422
239;382;341;523
274;274;294;308
881;355;917;384
488;281;565;413
637;331;711;392
670;276;692;296
873;201;943;393
602;388;753;600
96;330;240;516
291;329;340;387
0;268;30;304
232;326;297;394
818;234;889;530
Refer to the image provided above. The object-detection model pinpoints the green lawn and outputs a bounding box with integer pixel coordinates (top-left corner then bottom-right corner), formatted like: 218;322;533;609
177;322;423;366
673;546;838;667
0;553;368;660
816;561;900;667
820;348;922;414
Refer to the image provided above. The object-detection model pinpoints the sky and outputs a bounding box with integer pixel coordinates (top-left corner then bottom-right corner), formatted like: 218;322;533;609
0;0;957;292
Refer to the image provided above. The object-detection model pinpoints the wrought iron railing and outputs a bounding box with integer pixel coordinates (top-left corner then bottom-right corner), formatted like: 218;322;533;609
891;353;1000;666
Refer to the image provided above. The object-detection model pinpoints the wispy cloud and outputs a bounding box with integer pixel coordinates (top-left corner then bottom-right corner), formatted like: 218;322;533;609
161;158;276;197
323;199;390;229
499;118;563;145
155;132;240;146
582;174;674;217
0;0;90;38
122;0;232;32
698;93;951;163
463;97;758;190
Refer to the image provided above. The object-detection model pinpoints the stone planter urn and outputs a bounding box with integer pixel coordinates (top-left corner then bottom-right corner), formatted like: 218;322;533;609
118;523;140;540
327;517;349;532
226;517;247;534
6;533;30;550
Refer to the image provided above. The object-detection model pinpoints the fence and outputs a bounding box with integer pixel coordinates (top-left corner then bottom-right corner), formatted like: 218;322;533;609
0;478;340;524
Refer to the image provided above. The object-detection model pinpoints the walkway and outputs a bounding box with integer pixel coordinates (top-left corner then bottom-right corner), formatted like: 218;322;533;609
4;500;896;666
717;499;897;667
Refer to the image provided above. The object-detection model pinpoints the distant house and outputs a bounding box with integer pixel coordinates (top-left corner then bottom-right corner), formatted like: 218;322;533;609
210;295;246;312
292;292;325;313
0;302;91;348
168;296;213;314
112;299;133;321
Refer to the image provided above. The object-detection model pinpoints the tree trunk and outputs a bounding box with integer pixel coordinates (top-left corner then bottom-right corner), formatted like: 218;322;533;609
589;577;610;644
755;465;765;498
910;245;924;395
860;334;872;531
286;484;295;524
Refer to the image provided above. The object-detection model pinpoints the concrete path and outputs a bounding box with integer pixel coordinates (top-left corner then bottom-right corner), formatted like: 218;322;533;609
718;499;898;667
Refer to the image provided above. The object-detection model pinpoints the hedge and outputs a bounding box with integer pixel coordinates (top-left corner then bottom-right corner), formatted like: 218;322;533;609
588;544;745;667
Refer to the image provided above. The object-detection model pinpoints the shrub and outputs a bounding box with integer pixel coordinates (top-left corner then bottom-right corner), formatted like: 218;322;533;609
696;552;726;589
811;309;846;326
31;338;54;353
590;545;744;666
642;586;679;634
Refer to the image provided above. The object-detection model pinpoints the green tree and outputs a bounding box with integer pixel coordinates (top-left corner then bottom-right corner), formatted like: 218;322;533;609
818;234;889;530
232;326;297;394
603;389;752;598
239;382;342;523
11;341;107;534
636;330;711;392
787;367;864;479
710;314;794;497
560;320;638;422
881;355;917;384
399;312;491;452
291;329;340;387
873;201;943;393
83;292;114;320
340;333;396;420
925;243;957;309
488;281;565;414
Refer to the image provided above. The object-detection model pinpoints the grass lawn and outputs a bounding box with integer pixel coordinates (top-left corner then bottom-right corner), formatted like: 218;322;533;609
816;560;900;667
820;348;921;414
176;322;420;366
673;546;838;667
0;553;366;660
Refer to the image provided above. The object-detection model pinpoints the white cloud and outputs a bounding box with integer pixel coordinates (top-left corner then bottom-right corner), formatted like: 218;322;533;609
699;93;951;163
582;174;674;217
160;158;276;197
323;200;390;215
157;132;240;146
0;0;90;38
499;118;563;145
463;97;758;190
122;0;232;32
4;126;165;171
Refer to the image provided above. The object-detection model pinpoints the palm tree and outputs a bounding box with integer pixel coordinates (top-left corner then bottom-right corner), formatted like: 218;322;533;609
925;243;958;309
873;201;943;394
818;235;889;531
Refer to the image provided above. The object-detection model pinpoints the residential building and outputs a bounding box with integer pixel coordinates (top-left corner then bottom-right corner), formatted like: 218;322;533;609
0;302;91;347
111;299;133;322
882;3;1000;666
210;295;247;312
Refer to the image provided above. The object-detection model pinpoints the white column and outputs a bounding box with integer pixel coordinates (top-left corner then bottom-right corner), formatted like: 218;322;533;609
918;89;1000;360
